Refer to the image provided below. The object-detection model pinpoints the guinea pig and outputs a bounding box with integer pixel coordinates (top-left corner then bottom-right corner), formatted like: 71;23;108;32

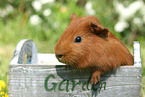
55;13;133;85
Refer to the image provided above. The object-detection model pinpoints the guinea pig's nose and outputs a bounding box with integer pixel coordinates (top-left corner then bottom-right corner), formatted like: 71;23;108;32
56;54;63;62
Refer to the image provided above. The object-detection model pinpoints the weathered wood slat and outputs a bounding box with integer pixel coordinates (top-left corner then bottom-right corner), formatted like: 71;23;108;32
9;85;141;97
9;40;142;97
9;64;142;97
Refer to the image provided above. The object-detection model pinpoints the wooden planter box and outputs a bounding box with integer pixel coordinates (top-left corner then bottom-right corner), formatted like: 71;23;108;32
9;39;142;97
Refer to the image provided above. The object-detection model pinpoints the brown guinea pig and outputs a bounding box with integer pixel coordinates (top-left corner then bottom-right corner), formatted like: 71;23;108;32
55;13;133;85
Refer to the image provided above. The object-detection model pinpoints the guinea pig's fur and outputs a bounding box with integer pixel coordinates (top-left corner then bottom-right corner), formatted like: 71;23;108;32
55;13;133;85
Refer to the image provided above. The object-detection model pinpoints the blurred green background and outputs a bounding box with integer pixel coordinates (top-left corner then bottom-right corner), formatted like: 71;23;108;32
0;0;145;96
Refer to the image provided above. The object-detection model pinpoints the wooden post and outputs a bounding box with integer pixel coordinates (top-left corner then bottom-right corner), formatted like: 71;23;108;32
9;39;142;97
133;41;141;67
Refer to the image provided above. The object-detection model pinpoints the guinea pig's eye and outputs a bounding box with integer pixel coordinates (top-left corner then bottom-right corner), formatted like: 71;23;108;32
74;36;82;43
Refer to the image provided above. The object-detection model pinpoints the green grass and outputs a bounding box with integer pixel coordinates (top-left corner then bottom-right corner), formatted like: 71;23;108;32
141;43;145;97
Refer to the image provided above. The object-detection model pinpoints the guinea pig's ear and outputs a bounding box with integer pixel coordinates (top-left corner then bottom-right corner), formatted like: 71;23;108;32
89;22;109;38
71;13;78;20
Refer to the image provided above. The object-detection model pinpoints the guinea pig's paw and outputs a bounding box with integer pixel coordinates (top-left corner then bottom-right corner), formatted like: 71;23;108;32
91;71;101;85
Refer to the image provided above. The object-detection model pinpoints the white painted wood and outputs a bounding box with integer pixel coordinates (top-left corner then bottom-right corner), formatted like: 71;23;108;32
10;39;37;64
37;53;64;65
9;39;142;97
133;41;142;67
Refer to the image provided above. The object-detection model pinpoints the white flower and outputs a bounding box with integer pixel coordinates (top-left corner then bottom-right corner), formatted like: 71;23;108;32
6;4;14;13
133;17;143;26
114;21;129;32
29;15;42;25
140;5;145;16
85;2;95;15
114;0;144;21
0;4;14;17
32;1;42;11
114;1;130;20
40;0;55;4
0;9;7;17
127;1;144;19
128;0;144;13
43;9;51;16
85;2;93;10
